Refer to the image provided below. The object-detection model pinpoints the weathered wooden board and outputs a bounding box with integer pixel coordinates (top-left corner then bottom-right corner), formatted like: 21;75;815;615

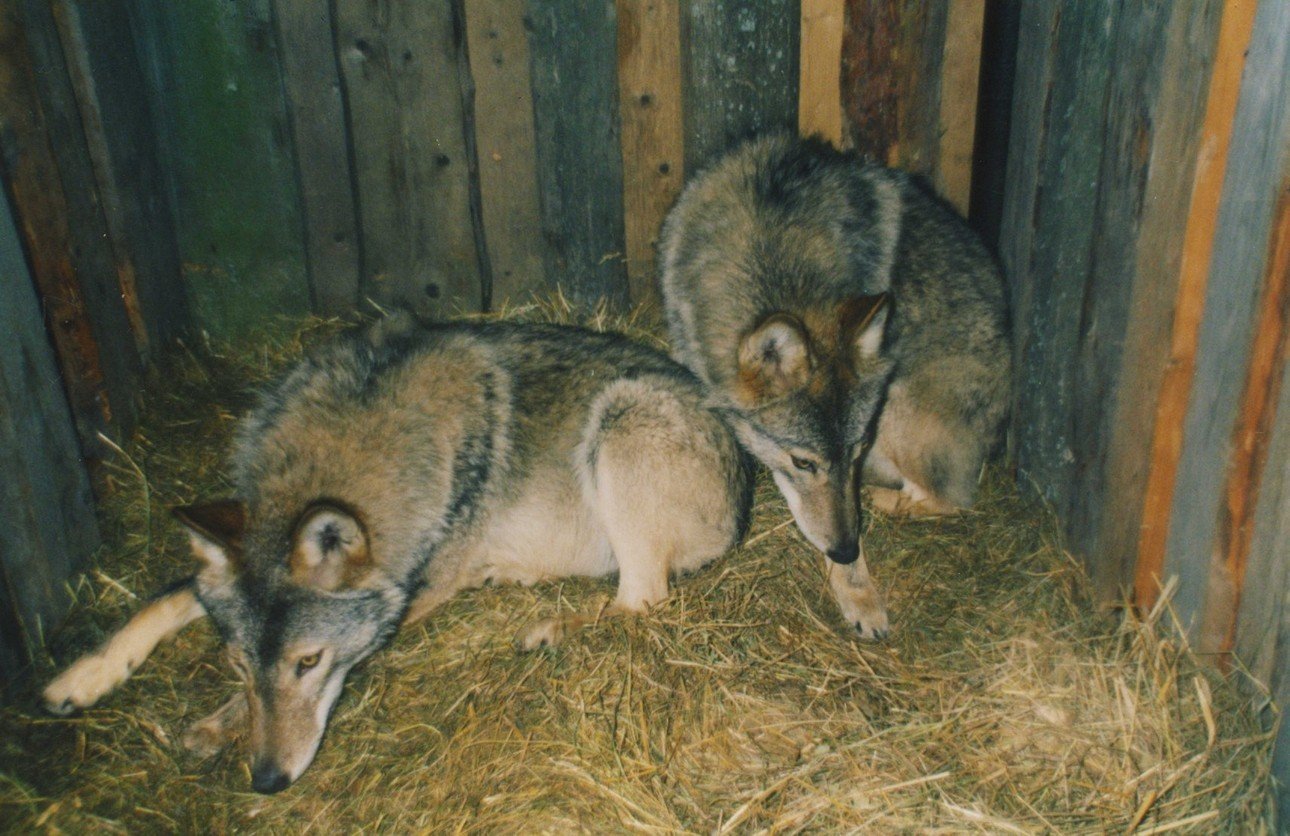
528;0;628;307
127;0;310;338
52;0;188;355
839;0;981;213
1163;0;1289;651
0;1;127;451
1087;2;1224;599
1006;2;1119;513
682;0;799;172
465;0;547;308
271;0;361;316
799;0;843;145
1057;3;1223;600
617;0;683;305
934;0;982;215
335;0;483;318
1232;339;1290;827
967;0;1018;245
0;187;100;685
1133;0;1259;609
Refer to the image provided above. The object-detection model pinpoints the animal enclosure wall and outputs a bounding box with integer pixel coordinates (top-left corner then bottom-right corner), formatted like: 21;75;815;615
2;0;1286;819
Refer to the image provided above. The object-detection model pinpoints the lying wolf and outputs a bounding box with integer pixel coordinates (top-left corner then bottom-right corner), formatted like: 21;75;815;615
43;317;751;793
659;134;1010;639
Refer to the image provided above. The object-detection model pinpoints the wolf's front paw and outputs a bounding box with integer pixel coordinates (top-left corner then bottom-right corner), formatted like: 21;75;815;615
42;653;130;715
516;617;567;651
833;586;890;641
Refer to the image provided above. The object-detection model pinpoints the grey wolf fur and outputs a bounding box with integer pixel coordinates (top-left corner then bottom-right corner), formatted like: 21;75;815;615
659;134;1010;638
43;317;751;793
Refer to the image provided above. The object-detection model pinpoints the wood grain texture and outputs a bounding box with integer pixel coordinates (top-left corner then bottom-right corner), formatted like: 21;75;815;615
271;0;360;315
52;0;188;355
934;0;983;215
682;0;799;172
0;187;100;684
127;0;310;338
0;1;119;451
1008;2;1119;512
528;0;627;307
799;0;843;145
464;0;547;308
617;0;683;305
336;1;482;318
1161;0;1288;650
1133;0;1259;610
1214;187;1289;658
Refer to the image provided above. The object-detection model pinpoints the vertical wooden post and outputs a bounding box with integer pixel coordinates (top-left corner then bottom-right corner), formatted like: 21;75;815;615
528;0;628;307
271;0;361;316
617;0;683;306
1133;0;1259;610
799;0;843;146
464;0;547;308
681;0;800;172
0;187;100;683
934;0;983;215
335;2;484;317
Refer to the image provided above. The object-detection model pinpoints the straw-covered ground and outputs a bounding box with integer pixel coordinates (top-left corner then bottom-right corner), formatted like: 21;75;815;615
0;299;1277;833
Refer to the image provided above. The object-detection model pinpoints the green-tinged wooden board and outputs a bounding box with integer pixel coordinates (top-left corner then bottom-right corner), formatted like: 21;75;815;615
52;0;188;352
335;1;483;318
464;0;547;308
0;187;100;686
681;0;800;172
271;0;361;316
528;0;628;307
127;0;309;338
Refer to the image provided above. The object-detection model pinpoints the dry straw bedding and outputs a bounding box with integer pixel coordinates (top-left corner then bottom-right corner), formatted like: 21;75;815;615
0;302;1276;833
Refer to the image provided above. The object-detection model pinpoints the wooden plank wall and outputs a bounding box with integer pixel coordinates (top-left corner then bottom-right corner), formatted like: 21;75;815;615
0;187;100;686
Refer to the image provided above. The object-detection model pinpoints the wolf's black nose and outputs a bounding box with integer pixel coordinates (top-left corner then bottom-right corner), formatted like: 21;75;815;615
827;542;859;564
252;762;291;794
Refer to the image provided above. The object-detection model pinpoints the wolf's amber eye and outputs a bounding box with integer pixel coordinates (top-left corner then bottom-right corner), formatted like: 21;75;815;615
791;455;818;474
296;653;321;676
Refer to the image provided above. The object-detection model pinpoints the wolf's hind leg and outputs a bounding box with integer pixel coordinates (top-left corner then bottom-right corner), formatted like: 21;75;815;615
43;583;205;715
827;551;889;640
182;692;248;757
518;379;744;651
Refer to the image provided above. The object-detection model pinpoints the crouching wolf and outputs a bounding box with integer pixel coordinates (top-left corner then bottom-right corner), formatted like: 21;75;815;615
659;134;1010;639
43;318;751;793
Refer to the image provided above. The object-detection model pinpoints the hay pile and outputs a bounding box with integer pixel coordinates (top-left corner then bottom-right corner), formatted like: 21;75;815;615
0;300;1276;833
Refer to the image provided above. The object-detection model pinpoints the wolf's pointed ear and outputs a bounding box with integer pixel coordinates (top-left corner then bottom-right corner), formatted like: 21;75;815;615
290;504;370;590
839;292;890;360
736;314;812;403
173;501;247;573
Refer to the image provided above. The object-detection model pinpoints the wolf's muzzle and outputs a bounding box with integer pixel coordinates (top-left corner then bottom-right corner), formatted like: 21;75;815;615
826;542;859;565
251;760;291;794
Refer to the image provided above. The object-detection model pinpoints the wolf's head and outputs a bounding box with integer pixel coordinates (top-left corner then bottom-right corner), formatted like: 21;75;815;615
719;293;893;563
174;500;404;794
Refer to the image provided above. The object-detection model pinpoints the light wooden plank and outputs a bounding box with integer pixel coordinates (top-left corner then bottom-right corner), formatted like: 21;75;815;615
272;0;361;316
934;0;983;215
334;2;483;317
799;0;843;145
1133;0;1259;609
465;0;546;308
617;0;683;305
